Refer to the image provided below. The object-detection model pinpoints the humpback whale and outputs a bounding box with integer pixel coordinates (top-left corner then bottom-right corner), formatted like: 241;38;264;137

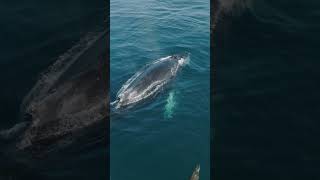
112;53;189;110
0;30;108;164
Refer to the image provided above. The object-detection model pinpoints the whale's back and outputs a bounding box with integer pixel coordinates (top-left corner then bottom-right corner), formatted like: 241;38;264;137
116;56;181;108
128;59;177;92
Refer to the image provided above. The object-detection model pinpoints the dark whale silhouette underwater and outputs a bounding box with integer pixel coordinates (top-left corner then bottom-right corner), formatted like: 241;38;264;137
0;31;109;177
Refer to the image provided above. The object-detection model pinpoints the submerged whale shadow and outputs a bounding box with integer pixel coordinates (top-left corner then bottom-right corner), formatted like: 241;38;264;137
0;30;109;179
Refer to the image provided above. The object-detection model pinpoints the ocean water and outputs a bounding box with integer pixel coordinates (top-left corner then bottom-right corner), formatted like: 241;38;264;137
213;0;320;179
0;0;105;129
110;0;210;179
0;1;106;179
3;0;319;179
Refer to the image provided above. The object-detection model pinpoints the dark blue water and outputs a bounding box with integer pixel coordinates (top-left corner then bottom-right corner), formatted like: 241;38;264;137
0;0;105;128
213;0;320;179
0;1;106;179
110;0;210;179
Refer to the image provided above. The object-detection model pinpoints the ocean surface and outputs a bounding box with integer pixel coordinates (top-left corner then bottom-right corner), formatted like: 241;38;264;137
110;0;210;179
0;0;105;128
214;0;320;179
0;1;106;179
1;0;319;179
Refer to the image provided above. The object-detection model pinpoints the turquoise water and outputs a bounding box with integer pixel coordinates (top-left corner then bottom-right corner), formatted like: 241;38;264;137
110;0;210;179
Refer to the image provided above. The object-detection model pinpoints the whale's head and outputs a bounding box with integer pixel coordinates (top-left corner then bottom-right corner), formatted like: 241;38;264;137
171;52;190;66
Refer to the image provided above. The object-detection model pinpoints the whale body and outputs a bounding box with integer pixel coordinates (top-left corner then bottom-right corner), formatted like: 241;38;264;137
0;31;108;163
112;53;189;110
